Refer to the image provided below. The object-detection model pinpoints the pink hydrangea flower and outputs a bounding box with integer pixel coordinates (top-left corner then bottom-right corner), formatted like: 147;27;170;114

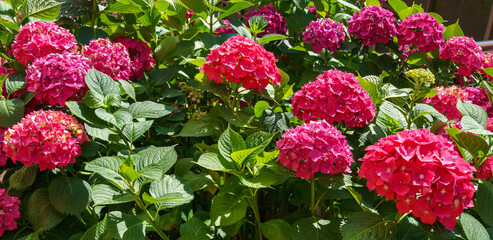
82;38;132;81
3;110;89;170
0;188;20;237
292;69;376;128
423;86;467;120
348;5;397;46
439;37;485;77
303;18;346;53
463;87;491;112
0;128;7;166
25;53;92;106
359;129;476;230
276;120;353;179
245;3;287;37
307;6;317;16
214;20;236;35
397;13;444;53
201;35;282;91
115;38;154;80
11;22;78;65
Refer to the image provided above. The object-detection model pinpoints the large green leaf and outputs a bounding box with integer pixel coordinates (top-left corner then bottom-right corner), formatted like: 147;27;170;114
358;75;380;105
461;116;493;135
128;101;173;119
178;217;214;240
155;36;179;65
413;103;447;122
217;2;252;21
459;213;490;240
210;192;248;226
444;20;464;40
477;180;493;226
92;183;137;205
48;177;92;216
457;100;488;127
388;0;407;15
341;212;396;240
107;211;146;240
106;0;143;13
85;156;127;189
446;127;490;159
292;217;340;240
134;146;177;179
21;0;63;21
84;69;121;108
260;219;291;240
81;216;108;240
8;165;37;191
5;75;25;96
66;101;104;127
396;216;428;240
122;120;153;142
0;98;24;128
28;188;64;231
149;175;194;210
218;126;246;164
196;152;234;171
261;110;292;133
176;0;207;14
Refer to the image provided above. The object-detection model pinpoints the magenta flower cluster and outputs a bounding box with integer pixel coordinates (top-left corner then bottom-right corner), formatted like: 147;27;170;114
303;18;346;53
359;129;476;230
348;5;397;46
83;38;132;81
292;69;376;128
245;3;287;37
11;22;78;66
0;128;6;166
397;13;444;53
214;20;236;36
201;35;281;91
462;87;491;112
423;86;467;120
0;189;20;237
3;110;89;170
116;38;155;80
276;120;353;179
439;37;485;77
25;53;92;106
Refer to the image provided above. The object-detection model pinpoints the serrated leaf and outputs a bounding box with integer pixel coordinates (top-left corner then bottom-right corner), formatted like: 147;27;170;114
211;192;248;226
85;156;127;190
107;211;146;240
388;0;408;15
260;219;291;240
457;100;488;127
85;69;120;105
447;127;490;159
379;101;408;129
28;188;64;231
444;20;464;40
22;0;63;21
106;0;143;13
128;101;173;119
231;147;259;165
459;213;490;240
134;146;177;177
84;123;118;141
358;75;380;105
218;126;246;164
149;175;194;210
178;217;214;240
0;98;24;128
254;101;270;118
261;110;292;133
81;216;108;240
196;152;233;171
95;108;117;125
155;35;179;65
66;101;104;127
461;116;493;135
119;164;141;183
92;184;137;205
48;177;92;217
8;165;37;192
292;217;340;240
122;120;153;142
477;180;493;226
413;103;448;122
5;75;25;96
341;212;396;240
240;170;277;189
118;80;136;101
396;216;427;240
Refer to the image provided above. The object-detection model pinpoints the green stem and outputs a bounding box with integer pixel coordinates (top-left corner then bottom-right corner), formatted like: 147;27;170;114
311;178;316;216
407;82;421;128
249;189;263;240
90;0;97;29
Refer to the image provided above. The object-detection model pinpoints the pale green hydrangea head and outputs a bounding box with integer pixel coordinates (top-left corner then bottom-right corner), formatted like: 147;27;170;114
405;68;435;84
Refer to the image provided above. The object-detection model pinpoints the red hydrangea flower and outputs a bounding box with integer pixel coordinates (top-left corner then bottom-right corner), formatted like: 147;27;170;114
348;5;397;46
359;129;476;230
82;38;132;81
307;6;317;16
292;69;376;128
423;86;467;120
214;20;237;35
397;13;444;53
462;87;491;112
245;3;287;37
11;21;78;66
3;110;89;170
0;188;20;237
25;53;92;106
276;120;353;179
201;35;282;91
477;156;493;180
439;37;485;77
0;128;6;166
116;38;154;80
303;18;346;53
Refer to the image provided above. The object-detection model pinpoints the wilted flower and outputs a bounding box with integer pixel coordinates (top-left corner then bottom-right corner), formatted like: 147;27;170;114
0;189;20;237
82;38;132;81
303;18;346;53
292;69;376;128
405;68;435;84
245;3;287;37
116;38;154;80
348;5;397;46
276;120;353;179
397;13;444;53
439;37;485;77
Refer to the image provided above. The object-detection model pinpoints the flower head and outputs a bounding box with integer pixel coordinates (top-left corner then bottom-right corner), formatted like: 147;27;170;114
201;35;281;91
292;69;376;127
397;13;444;53
348;6;397;46
462;87;491;112
214;20;237;35
116;38;154;80
245;4;287;37
405;68;435;84
25;53;92;106
0;189;20;236
439;37;485;77
423;86;467;120
303;18;346;53
359;129;475;230
82;38;132;81
3;110;89;170
276;120;353;179
11;22;78;65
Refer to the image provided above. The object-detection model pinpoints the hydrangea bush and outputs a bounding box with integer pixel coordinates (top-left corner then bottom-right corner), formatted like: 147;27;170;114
2;0;493;239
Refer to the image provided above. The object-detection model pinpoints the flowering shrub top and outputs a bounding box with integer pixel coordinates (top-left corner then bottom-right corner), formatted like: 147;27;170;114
11;22;78;66
201;35;281;91
439;37;485;77
348;6;397;46
276;120;353;179
359;129;476;230
397;13;444;53
292;69;376;127
214;20;236;35
245;4;287;37
303;18;346;53
3;110;89;170
82;38;132;81
0;189;20;237
423;86;467;120
116;38;155;81
25;53;92;106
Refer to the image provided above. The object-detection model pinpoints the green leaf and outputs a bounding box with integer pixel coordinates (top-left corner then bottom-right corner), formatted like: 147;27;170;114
106;0;143;13
379;101;408;129
336;0;359;10
231;147;259;165
119;164;141;183
461;116;493;135
477;180;493;226
217;2;252;21
260;219;291;240
358;75;380;105
178;217;214;240
28;188;64;231
254;101;270;118
261;110;292;133
107;211;146;240
444;20;464;40
134;146;178;179
459;213;490;240
457;100;488;127
84;69;121;107
292;217;341;240
196;152;233;171
406;51;428;66
149;175;194;210
92;184;137;205
21;0;63;21
8;165;37;192
446;127;490;159
396;216;427;240
413;103;448;122
66;101;104;127
341;212;396;240
84;123;118;141
211;192;248;226
0;98;24;128
48;177;92;217
5;75;25;96
118;80;136;101
240;170;278;189
95;108;118;125
177;118;219;137
81;216;108;240
388;0;408;14
218;126;246;164
176;0;207;14
122;120;153;142
365;0;381;6
85;156;127;190
155;36;179;65
128;101;173;119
